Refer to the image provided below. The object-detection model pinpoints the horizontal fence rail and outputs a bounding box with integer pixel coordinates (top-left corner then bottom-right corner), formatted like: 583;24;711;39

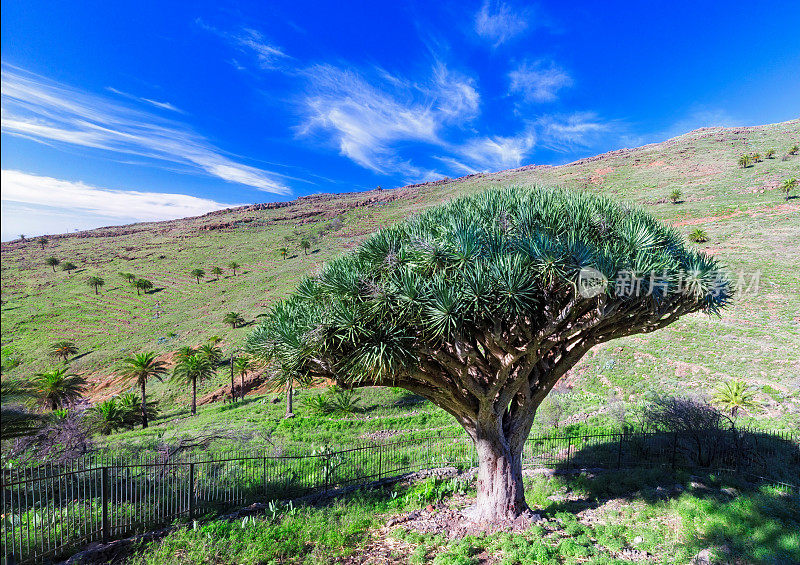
2;428;798;563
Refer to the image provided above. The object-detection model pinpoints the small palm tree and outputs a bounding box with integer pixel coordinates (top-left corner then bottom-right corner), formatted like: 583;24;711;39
765;148;776;158
117;392;158;428
174;345;198;364
172;354;215;415
117;352;167;428
752;152;762;163
738;154;752;168
120;272;137;285
688;228;709;243
223;312;245;329
198;343;223;366
211;266;223;280
669;189;682;204
300;238;311;255
191;268;205;284
134;278;154;295
31;368;87;410
712;381;758;419
87;398;127;435
50;341;78;363
87;276;105;295
790;144;799;155
782;177;797;201
233;355;257;401
37;236;49;250
279;247;289;260
227;261;240;276
45;257;60;272
61;262;77;274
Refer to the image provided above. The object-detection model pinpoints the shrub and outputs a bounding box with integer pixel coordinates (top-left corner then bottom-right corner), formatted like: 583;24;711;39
751;152;762;163
669;189;682;204
688;228;709;243
61;262;77;274
790;144;799;155
765;148;776;158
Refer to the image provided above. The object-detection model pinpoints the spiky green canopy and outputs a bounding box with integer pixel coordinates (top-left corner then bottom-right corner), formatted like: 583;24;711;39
247;186;731;399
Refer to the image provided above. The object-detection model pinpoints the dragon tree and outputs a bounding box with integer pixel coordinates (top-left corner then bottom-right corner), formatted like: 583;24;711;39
246;187;732;524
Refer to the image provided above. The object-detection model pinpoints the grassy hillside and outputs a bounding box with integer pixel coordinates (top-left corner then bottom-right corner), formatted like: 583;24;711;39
2;120;799;433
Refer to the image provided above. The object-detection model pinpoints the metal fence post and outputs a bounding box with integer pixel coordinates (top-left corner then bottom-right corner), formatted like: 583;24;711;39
188;463;196;519
378;445;383;480
566;437;572;468
616;434;623;469
101;467;110;543
263;457;267;498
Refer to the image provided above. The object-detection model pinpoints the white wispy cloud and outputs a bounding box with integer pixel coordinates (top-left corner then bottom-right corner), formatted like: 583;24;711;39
106;87;184;113
299;63;480;177
453;128;537;171
196;20;289;70
536;112;611;150
1;66;290;193
1;169;236;240
474;1;528;46
508;60;572;103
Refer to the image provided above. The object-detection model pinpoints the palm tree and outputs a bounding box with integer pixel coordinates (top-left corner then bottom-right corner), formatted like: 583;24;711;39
782;177;797;201
300;238;311;255
31;368;87;410
87;398;127;435
263;369;311;419
790;144;799;155
688;228;709;243
191;268;205;284
227;261;240;276
669;189;682;204
211;266;223;280
765;148;776;158
118;391;158;428
45;257;60;272
233;356;257;401
197;343;223;366
50;341;78;363
174;345;197;364
172;354;215;415
37;236;49;250
738;154;752;168
87;276;105;295
223;312;245;328
61;262;77;274
712;381;758;420
120;272;137;284
279;247;289;260
117;352;167;428
134;278;154;295
752;152;762;163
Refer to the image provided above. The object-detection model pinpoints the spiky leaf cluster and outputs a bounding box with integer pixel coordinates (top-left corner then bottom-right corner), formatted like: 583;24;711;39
247;187;732;388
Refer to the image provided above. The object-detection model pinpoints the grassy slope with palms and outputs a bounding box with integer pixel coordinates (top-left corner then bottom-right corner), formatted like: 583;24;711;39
1;121;799;431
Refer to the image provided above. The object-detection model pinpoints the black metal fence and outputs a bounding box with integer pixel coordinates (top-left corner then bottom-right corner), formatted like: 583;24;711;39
2;428;798;563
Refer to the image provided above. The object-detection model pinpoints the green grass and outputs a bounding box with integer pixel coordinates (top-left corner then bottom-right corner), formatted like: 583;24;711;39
2;119;799;433
128;469;800;564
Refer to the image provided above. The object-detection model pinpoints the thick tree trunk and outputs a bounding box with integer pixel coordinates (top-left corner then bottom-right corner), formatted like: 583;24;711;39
468;423;529;523
191;376;197;415
140;381;148;429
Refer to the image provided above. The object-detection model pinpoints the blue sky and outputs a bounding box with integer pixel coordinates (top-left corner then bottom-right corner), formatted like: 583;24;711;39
2;0;799;240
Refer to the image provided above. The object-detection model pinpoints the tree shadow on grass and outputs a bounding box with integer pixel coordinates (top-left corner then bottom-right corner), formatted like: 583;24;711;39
541;432;800;564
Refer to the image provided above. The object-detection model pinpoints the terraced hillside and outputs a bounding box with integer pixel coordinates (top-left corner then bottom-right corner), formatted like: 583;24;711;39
2;120;799;431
